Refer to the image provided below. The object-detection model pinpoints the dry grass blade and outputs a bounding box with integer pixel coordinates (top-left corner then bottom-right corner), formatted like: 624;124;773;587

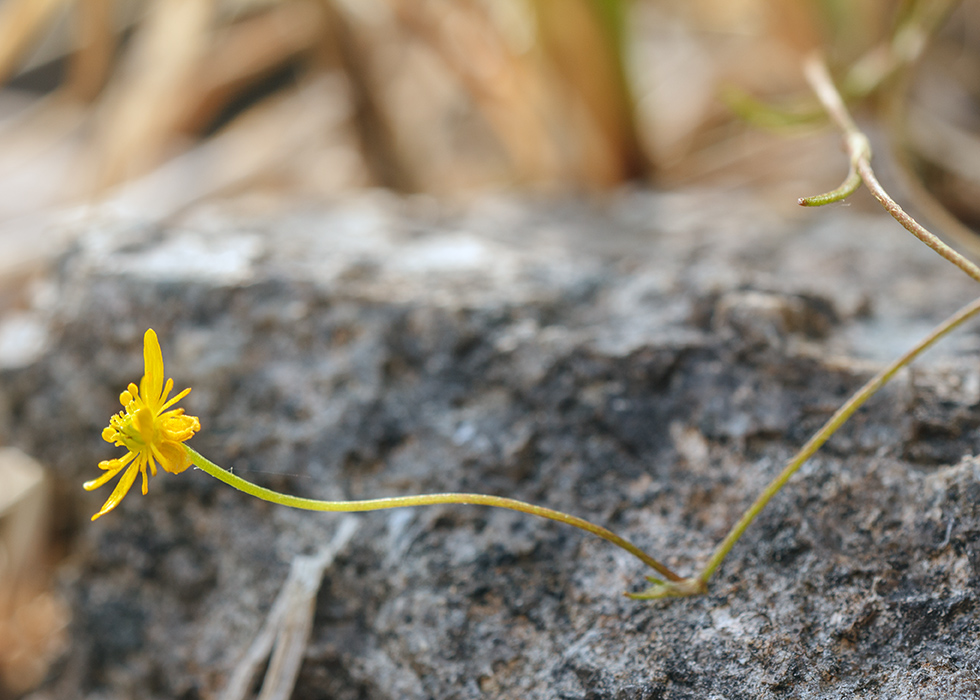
320;0;412;191
0;449;68;695
180;0;328;134
92;0;215;189
391;0;559;183
905;103;980;202
105;75;359;219
65;0;114;102
532;0;646;185
220;518;358;700
0;0;69;87
886;100;980;260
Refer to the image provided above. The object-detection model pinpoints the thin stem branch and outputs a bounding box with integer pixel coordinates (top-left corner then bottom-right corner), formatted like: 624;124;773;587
856;160;980;282
630;294;980;598
803;56;861;135
699;295;980;582
797;146;864;206
799;54;980;286
185;445;682;582
679;54;980;594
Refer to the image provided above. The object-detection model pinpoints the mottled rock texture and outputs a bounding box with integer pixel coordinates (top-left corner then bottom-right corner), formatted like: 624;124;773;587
4;190;980;699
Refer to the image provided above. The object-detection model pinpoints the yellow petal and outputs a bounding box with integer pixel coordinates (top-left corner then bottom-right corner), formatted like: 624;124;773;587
142;328;165;407
84;466;124;491
159;378;174;407
153;441;188;474
97;451;136;473
90;461;140;520
161;413;199;442
160;386;191;413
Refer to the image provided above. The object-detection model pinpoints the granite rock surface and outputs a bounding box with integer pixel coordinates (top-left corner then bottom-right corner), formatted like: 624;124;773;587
3;189;980;699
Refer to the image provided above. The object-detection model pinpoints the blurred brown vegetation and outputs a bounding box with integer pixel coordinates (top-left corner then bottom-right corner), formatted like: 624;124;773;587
0;0;972;215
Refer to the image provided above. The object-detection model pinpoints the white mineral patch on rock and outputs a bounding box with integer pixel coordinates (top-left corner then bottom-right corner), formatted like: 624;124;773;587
103;231;263;285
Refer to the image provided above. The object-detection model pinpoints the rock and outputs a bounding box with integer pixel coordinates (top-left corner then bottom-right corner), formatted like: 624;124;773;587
3;189;980;699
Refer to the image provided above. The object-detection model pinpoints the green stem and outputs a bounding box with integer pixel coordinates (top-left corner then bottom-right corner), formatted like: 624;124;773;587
856;159;980;285
800;55;980;286
697;294;980;585
185;445;682;582
798;132;869;207
797;156;863;206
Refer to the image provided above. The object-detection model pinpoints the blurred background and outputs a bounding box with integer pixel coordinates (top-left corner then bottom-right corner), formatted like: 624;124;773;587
0;0;977;694
0;0;974;223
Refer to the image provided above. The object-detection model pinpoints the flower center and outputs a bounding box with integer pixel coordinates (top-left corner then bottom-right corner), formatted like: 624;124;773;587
118;407;156;451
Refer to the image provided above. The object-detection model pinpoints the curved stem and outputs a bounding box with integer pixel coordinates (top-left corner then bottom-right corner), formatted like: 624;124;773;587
185;445;682;582
800;54;980;286
797;150;863;206
856;159;980;284
697;294;980;585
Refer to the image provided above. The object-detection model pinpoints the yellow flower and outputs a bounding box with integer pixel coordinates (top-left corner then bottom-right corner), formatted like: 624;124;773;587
85;329;200;520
